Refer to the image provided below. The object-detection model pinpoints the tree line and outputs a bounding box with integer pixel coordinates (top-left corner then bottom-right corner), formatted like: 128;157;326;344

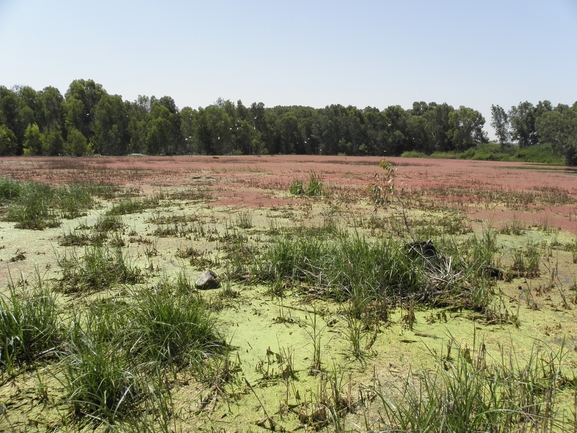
491;102;577;165
0;79;575;164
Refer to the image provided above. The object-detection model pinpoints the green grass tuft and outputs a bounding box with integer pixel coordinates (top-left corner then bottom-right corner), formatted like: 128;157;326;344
127;282;226;368
57;245;142;293
6;181;59;229
373;339;570;432
0;274;62;372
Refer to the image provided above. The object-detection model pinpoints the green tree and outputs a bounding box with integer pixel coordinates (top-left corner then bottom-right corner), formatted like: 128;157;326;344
490;105;510;145
536;103;577;165
236;100;250;122
64;127;91;156
16;86;43;129
248;102;270;154
421;102;454;153
147;97;182;154
509;102;538;147
127;95;152;154
23;123;44;155
0;86;24;153
195;105;233;155
278;111;303;154
41;86;65;131
314;104;350;155
63;79;106;141
448;106;487;151
0;124;17;156
406;114;431;153
146;116;171;155
362;107;389;156
410;101;431;116
535;100;553;118
42;128;64;156
92;94;130;155
180;106;198;154
382;105;409;155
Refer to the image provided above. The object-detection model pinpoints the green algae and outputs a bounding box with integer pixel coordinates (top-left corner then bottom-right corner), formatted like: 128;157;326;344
1;182;577;431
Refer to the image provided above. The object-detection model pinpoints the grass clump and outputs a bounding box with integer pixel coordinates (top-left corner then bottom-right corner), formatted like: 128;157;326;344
0;275;62;371
62;305;150;425
59;226;107;247
289;171;324;196
289;179;304;195
257;229;499;316
106;198;147;215
94;214;125;233
0;177;23;202
510;242;541;278
1;179;105;229
60;279;225;426
305;171;324;196
57;182;96;219
235;210;253;229
499;216;526;235
372;339;571;432
259;233;413;315
58;245;141;293
568;238;577;264
127;282;226;368
5;181;59;229
106;194;163;216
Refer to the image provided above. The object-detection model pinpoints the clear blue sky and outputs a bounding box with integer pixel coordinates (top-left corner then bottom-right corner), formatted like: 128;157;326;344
1;0;576;137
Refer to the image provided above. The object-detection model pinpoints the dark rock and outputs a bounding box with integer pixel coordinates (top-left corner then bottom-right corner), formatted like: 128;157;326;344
195;269;220;289
483;265;504;280
406;240;438;259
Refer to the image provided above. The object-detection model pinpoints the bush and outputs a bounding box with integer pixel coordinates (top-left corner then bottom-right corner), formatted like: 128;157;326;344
400;151;427;158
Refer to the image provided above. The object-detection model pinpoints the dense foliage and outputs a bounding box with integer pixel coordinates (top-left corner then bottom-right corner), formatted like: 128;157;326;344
1;79;576;164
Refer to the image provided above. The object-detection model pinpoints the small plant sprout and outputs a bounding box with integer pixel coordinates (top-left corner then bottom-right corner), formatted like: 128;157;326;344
235;210;253;229
302;309;326;374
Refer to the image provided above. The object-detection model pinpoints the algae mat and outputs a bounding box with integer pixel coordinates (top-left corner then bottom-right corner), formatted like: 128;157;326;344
0;155;576;432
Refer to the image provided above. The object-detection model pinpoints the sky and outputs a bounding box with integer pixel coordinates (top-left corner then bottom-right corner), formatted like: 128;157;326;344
1;0;577;137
